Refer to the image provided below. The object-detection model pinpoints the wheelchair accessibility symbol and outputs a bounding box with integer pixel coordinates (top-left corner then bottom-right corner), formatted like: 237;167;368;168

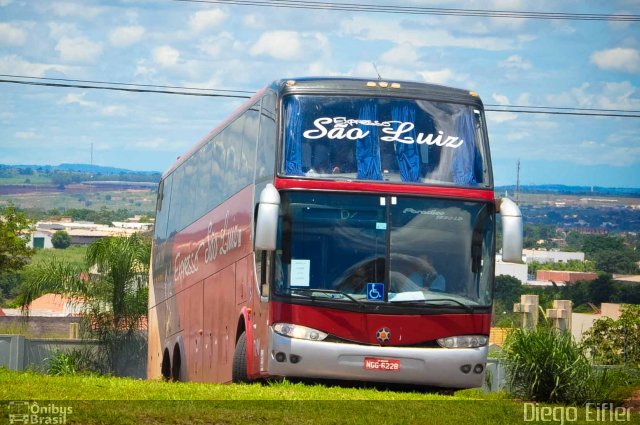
366;283;384;301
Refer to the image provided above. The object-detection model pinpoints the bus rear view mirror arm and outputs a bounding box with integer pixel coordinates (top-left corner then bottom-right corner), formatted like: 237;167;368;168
498;197;523;263
255;184;280;251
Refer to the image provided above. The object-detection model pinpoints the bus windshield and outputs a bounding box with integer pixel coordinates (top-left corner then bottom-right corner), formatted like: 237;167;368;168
274;192;495;308
282;95;491;187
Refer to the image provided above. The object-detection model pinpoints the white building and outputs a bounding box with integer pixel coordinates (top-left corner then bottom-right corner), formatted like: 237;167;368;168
495;255;528;283
523;249;585;264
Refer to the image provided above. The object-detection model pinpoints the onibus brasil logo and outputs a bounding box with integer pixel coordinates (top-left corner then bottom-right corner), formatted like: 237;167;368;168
8;401;73;424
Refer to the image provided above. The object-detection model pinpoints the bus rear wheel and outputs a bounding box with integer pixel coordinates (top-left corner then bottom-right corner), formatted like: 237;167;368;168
232;332;249;383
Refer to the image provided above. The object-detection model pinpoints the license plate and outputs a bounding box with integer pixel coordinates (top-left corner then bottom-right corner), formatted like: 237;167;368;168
364;357;400;372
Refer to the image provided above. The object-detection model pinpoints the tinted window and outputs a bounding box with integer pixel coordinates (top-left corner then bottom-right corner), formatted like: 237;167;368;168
282;95;489;187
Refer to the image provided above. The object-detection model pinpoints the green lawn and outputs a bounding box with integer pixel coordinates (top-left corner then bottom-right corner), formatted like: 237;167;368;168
0;189;156;215
0;369;637;424
30;245;89;268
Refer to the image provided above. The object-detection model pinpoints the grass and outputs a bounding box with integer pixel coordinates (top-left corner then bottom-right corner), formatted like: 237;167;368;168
0;369;637;424
0;189;156;215
30;245;89;268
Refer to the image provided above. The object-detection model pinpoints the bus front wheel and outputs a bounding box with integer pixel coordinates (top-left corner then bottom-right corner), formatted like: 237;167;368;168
232;332;249;383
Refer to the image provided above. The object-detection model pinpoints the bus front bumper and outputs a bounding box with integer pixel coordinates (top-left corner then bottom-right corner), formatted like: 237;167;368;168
267;329;488;388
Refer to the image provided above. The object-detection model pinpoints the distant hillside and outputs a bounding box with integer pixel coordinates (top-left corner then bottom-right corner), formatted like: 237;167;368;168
0;163;160;175
496;184;640;198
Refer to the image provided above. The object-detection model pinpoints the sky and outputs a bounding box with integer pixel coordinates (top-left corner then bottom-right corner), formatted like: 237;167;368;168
0;0;639;188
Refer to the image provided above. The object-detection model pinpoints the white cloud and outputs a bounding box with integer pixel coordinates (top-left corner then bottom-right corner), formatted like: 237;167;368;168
48;22;79;39
243;14;260;29
132;138;175;151
55;36;103;63
546;81;640;111
380;44;419;64
190;9;227;32
590;47;640;73
492;93;511;105
0;54;77;77
15;131;37;139
58;93;126;117
487;93;518;123
101;105;127;116
109;25;145;47
341;16;516;51
198;32;238;58
46;2;105;19
418;69;455;85
499;55;532;70
153;45;180;67
59;92;96;108
0;23;26;46
250;31;301;60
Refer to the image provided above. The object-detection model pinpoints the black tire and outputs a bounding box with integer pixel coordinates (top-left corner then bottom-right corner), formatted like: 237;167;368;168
171;344;181;381
232;332;249;383
161;349;171;381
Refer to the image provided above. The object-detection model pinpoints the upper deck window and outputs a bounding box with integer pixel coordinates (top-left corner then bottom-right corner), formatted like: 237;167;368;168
282;95;491;188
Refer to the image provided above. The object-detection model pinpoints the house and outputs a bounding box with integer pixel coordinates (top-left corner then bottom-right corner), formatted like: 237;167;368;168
28;219;148;247
536;270;598;284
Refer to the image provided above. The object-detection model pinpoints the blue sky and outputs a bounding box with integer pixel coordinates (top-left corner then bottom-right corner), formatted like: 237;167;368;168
0;0;639;187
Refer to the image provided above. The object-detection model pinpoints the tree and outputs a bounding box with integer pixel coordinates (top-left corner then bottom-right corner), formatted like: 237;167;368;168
582;304;640;367
20;233;151;375
51;230;71;249
493;275;523;326
0;203;34;274
495;275;522;309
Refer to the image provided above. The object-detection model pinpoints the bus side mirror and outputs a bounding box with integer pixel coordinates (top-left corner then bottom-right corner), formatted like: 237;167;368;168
497;197;523;263
255;184;280;251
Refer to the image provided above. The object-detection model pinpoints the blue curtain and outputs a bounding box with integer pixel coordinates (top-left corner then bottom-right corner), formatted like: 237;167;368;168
356;103;382;180
391;105;421;182
451;111;477;186
284;100;303;175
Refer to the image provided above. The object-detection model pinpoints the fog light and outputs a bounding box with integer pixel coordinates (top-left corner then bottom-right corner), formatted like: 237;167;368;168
474;364;484;374
460;364;472;374
290;354;301;364
275;352;287;363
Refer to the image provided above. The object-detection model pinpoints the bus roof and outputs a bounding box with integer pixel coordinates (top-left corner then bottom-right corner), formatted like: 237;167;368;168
269;77;484;107
161;77;485;180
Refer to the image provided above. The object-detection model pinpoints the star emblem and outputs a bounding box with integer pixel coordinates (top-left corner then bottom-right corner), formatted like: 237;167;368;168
376;327;391;343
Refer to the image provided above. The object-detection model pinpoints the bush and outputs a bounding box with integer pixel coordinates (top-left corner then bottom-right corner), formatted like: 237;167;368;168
46;348;96;376
504;324;638;405
51;230;71;249
505;325;592;404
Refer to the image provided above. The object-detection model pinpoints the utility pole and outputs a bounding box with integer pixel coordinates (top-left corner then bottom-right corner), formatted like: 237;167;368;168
515;159;521;205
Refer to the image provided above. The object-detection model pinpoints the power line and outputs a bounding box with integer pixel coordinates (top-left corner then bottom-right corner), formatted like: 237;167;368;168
0;74;255;96
2;76;639;118
171;0;640;21
485;108;640;118
0;78;252;99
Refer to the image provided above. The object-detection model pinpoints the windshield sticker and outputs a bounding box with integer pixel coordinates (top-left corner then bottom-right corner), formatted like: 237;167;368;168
366;283;385;301
302;117;464;148
290;259;311;287
376;222;387;230
402;208;464;221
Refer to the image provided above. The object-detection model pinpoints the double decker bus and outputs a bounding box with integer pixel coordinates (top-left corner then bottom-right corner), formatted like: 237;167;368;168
148;77;523;388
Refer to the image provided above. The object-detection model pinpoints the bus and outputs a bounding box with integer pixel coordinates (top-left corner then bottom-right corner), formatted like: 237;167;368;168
148;77;523;388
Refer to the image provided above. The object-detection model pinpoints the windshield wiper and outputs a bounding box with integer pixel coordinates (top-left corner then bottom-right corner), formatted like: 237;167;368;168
390;297;474;312
289;288;364;307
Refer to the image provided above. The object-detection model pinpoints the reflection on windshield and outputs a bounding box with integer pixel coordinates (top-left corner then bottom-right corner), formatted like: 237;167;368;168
274;192;495;308
282;95;490;187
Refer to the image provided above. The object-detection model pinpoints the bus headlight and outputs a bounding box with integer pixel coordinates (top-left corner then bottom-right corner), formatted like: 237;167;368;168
273;323;328;341
437;335;488;348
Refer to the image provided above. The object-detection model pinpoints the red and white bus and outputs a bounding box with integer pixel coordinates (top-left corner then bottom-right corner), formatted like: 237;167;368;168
148;77;523;388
